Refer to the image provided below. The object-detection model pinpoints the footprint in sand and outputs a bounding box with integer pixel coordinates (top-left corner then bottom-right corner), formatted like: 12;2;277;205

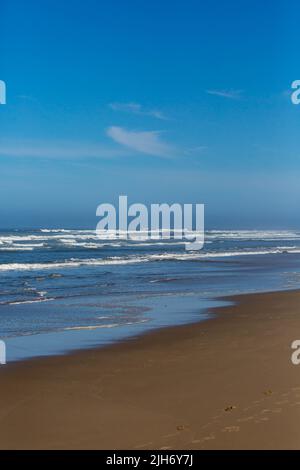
224;405;237;412
176;425;186;431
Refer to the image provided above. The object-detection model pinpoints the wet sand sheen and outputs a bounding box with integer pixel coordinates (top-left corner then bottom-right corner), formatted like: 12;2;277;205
0;289;300;449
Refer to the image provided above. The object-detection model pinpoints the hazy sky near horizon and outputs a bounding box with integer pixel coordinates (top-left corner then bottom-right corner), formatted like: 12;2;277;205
0;0;299;228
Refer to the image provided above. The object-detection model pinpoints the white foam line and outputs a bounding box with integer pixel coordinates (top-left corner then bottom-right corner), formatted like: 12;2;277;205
0;248;300;272
64;324;119;330
6;297;55;305
64;319;148;331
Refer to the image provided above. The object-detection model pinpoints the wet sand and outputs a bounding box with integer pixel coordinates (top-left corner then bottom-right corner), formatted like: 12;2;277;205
0;289;300;449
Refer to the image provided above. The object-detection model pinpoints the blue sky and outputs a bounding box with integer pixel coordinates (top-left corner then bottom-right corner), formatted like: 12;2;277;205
0;0;299;228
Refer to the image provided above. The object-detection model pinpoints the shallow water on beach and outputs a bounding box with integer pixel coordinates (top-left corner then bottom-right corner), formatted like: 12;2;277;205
1;229;300;361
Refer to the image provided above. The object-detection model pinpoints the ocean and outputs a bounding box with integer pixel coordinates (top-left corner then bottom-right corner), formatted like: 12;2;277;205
1;229;300;362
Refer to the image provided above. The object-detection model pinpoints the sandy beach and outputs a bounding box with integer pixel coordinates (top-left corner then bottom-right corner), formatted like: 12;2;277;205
0;289;300;450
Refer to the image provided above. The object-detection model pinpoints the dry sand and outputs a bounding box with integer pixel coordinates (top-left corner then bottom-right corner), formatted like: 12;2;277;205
1;289;300;449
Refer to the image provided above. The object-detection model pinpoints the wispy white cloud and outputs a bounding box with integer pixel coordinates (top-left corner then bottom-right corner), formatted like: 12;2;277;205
206;89;243;100
1;128;198;161
106;126;175;158
109;102;168;120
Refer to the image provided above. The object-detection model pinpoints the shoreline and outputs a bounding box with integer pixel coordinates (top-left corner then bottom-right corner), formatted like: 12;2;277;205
1;289;300;449
2;292;222;364
3;286;298;367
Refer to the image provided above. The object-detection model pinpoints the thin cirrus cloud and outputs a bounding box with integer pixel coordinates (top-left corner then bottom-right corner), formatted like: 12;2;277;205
106;126;175;158
206;89;243;100
109;102;168;120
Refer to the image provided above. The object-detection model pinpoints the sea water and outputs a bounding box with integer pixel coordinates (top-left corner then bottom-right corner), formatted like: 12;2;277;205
1;229;300;361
